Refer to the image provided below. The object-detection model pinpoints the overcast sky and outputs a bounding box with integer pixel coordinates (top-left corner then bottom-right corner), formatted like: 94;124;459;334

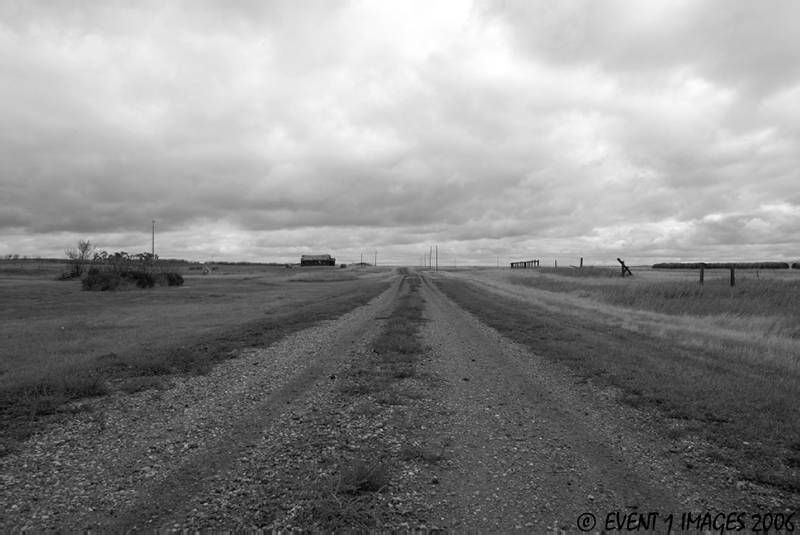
1;0;799;265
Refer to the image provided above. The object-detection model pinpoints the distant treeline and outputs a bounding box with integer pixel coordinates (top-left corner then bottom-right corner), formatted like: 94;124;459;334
653;262;793;269
211;261;288;266
0;257;288;266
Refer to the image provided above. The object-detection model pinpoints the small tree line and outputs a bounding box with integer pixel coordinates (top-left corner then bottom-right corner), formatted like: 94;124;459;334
62;240;183;291
653;261;794;270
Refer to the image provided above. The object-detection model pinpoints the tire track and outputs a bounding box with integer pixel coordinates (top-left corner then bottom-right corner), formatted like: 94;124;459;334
416;272;730;531
0;275;402;531
98;276;405;530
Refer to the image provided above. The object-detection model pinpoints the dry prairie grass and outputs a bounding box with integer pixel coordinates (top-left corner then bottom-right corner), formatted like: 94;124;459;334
514;271;800;329
0;267;391;454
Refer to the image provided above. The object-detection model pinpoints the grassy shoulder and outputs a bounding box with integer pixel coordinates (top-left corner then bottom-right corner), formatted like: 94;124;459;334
0;270;391;455
434;277;800;500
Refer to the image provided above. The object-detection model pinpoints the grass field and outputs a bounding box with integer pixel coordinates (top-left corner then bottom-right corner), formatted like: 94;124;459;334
0;261;392;454
434;267;800;495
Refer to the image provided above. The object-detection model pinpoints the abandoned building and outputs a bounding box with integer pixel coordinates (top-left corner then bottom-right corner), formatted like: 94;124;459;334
300;254;336;266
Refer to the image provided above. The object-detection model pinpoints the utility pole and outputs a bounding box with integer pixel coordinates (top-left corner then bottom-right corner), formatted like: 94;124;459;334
374;250;377;267
435;245;438;272
151;220;155;258
360;252;363;266
429;246;432;269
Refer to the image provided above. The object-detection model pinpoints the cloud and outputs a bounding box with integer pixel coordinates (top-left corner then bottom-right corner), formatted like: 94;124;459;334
0;1;798;263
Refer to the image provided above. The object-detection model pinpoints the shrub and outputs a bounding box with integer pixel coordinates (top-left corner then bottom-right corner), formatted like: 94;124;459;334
82;268;122;291
155;272;184;286
122;270;155;288
82;268;182;291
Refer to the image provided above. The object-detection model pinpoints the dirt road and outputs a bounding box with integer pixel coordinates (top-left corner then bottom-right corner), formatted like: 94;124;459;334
0;268;785;531
0;276;403;530
413;273;745;531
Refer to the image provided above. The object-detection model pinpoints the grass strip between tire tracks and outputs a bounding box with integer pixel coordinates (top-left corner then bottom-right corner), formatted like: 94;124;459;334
282;271;439;530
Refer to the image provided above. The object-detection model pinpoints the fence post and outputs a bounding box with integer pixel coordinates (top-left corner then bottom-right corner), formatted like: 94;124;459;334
554;259;558;269
699;263;705;285
730;267;735;287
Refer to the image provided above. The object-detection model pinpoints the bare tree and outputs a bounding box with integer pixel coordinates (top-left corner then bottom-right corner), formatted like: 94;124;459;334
65;239;94;277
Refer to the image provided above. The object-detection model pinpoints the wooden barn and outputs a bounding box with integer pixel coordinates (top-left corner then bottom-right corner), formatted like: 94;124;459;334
300;254;336;266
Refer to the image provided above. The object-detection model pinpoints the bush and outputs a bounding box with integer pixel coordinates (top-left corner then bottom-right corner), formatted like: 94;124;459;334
155;272;184;286
82;268;183;291
124;270;155;288
82;268;122;291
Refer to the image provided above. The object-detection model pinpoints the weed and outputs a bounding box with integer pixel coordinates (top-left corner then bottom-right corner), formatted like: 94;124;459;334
0;366;108;428
398;444;446;463
118;376;165;394
336;459;391;494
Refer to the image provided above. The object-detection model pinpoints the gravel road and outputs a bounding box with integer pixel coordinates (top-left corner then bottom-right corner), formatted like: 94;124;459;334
0;268;779;531
0;276;402;530
413;273;744;531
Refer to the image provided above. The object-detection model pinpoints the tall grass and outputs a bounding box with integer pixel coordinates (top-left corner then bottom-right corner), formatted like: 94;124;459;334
535;266;620;278
513;274;800;335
